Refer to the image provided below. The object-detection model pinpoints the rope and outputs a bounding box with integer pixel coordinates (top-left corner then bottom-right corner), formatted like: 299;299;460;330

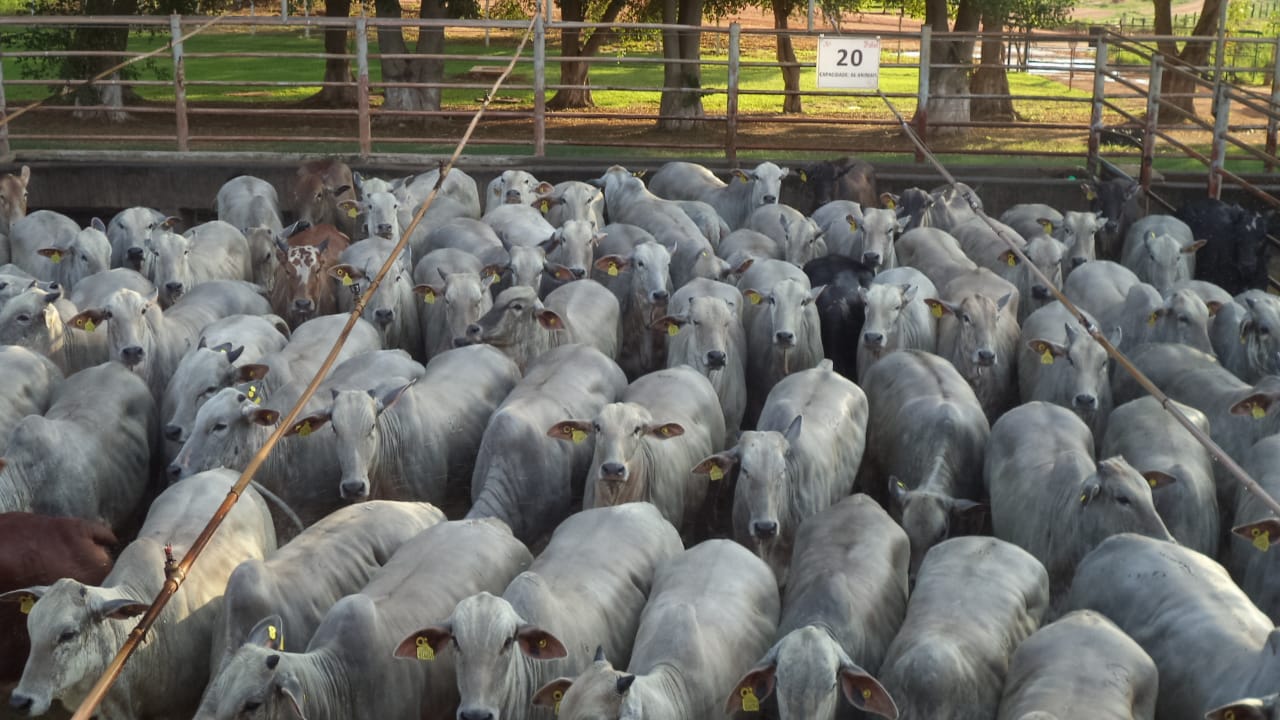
67;8;543;718
876;89;1280;524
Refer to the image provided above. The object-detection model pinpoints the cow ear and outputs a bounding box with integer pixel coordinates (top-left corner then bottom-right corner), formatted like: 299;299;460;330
1080;481;1101;506
276;673;307;720
743;289;765;306
393;625;452;661
413;284;441;305
1232;518;1280;554
547;420;592;443
899;284;917;303
998;250;1020;267
531;678;574;709
67;308;109;332
692;452;736;482
1080;182;1098;201
730;169;750;184
783;415;803;444
373;382;414;414
224;345;246;364
246;408;281;427
537;233;564;254
646;423;684;439
839;665;898;719
1142;470;1176;490
650;314;686;336
996;292;1014;312
888;476;910;505
1182;239;1208;255
879;192;898;209
95;597;149;620
923;298;954;318
732;257;755;276
329;264;363;285
535;309;565;330
724;662;776;715
1204;698;1268;720
336;199;360;219
480;264;506;286
283;413;328;436
516;626;568;660
0;587;49;615
1026;339;1066;363
236;364;270;382
594;254;629;277
245;615;286;651
36;248;64;262
1230;393;1274;419
1206;300;1224;317
544;263;576;282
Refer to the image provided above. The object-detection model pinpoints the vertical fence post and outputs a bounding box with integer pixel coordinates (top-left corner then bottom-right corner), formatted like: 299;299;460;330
533;15;546;158
1267;40;1278;173
1087;36;1108;178
726;22;740;166
915;25;930;163
0;54;9;159
356;16;371;159
1208;82;1229;198
169;14;189;153
1140;55;1162;192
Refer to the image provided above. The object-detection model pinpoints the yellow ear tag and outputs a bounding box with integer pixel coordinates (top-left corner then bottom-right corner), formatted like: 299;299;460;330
19;595;34;614
741;687;760;712
84;319;97;333
660;427;671;436
885;198;896;209
1148;312;1158;327
607;263;619;277
341;273;353;287
848;220;858;232
1080;493;1088;503
798;170;807;183
930;303;943;319
571;429;587;444
1005;254;1017;267
423;291;436;305
539;200;550;214
268;625;277;641
49;251;62;264
861;688;872;700
346;206;358;219
1226;711;1237;720
1040;349;1054;365
749;294;762;306
247;385;261;404
1148;476;1158;488
667;323;679;337
709;465;724;482
1040;221;1053;234
297;421;312;437
553;689;563;715
1253;527;1271;552
538;638;547;648
415;636;435;661
1252;404;1267;420
738;175;750;185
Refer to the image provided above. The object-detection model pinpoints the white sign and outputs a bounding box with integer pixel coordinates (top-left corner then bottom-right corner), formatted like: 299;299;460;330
816;36;881;90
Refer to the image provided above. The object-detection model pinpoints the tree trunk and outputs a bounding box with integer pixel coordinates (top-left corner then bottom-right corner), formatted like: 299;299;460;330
658;0;705;131
913;0;978;134
970;9;1014;121
375;0;445;120
1153;0;1224;121
773;0;802;114
548;0;628;110
305;0;357;107
69;0;133;122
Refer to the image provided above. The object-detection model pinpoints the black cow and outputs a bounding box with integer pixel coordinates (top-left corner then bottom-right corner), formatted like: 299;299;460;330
1178;197;1275;294
782;156;878;215
803;254;876;380
1084;176;1143;260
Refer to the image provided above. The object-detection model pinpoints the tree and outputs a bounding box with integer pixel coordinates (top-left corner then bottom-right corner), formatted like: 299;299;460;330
374;0;477;118
769;0;803;113
305;0;359;107
657;0;706;130
1153;0;1224;120
913;0;981;133
548;0;631;109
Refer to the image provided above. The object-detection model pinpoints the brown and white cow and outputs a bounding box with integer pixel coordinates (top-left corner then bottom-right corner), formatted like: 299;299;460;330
270;223;350;328
0;165;31;265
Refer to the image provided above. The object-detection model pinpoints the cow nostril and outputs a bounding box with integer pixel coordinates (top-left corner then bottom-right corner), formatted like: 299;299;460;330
459;710;495;720
706;350;727;367
571;267;586;279
762;195;777;204
600;462;625;478
373;309;394;326
862;253;881;266
294;298;315;312
163;424;183;442
453;336;472;348
1074;394;1098;409
126;247;144;260
166;464;182;481
651;290;669;303
165;281;183;293
465;323;482;338
1032;285;1051;300
121;346;145;365
10;694;32;712
1071;257;1088;268
340;479;369;501
977;349;996;364
863;332;884;346
775;331;795;345
752;520;779;539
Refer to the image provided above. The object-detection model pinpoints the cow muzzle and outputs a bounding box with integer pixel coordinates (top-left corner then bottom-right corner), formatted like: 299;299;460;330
751;519;779;540
9;691;49;717
120;345;146;367
705;350;727;369
340;477;371;502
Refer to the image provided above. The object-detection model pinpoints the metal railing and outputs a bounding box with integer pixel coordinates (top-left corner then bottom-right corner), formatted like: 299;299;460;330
0;14;1276;182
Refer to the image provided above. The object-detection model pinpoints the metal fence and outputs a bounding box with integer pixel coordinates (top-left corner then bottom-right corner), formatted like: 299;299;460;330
0;15;1276;196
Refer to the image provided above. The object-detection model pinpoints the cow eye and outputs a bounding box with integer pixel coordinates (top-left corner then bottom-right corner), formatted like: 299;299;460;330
1261;326;1271;336
57;629;78;644
768;297;776;305
141;307;148;315
451;637;461;653
636;260;645;269
242;700;261;713
961;313;973;324
502;635;516;652
633;426;642;436
201;385;218;397
16;313;30;323
1116;495;1131;506
510;303;524;312
212;422;228;433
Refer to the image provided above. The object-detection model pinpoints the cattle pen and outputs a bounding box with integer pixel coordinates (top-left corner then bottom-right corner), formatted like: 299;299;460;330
5;7;1280;720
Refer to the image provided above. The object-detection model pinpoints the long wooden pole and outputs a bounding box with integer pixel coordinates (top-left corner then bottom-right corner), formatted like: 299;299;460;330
67;8;542;719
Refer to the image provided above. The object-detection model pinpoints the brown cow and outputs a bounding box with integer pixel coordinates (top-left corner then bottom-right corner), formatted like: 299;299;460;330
289;159;356;238
0;512;116;684
0;166;31;264
270;222;351;328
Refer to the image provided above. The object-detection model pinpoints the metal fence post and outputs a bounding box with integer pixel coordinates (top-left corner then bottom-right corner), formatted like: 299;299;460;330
169;14;189;153
1268;40;1279;173
1209;82;1229;198
534;15;546;158
356;16;371;159
1087;36;1108;178
726;22;740;165
915;25;930;163
0;54;9;159
1140;55;1162;192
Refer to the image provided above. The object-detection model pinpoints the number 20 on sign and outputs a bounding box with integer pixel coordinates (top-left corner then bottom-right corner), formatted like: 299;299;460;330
816;36;882;90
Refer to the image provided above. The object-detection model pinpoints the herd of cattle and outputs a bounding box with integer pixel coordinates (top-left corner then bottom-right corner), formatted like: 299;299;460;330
0;154;1278;720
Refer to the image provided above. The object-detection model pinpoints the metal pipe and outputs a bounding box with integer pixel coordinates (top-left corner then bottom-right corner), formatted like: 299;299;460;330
726;22;740;165
170;14;189;152
356;16;371;159
1141;55;1163;192
533;14;545;157
1088;37;1108;177
915;25;930;163
1210;83;1230;198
